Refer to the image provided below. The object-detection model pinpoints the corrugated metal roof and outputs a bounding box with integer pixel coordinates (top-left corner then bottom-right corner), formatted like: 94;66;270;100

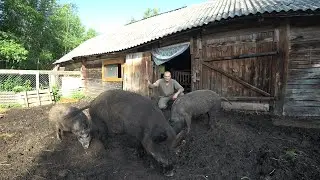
54;0;320;64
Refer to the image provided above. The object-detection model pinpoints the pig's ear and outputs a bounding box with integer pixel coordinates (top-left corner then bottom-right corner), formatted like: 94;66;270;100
83;109;91;119
151;127;168;144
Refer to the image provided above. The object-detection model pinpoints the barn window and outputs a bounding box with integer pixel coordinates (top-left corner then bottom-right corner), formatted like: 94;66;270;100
102;59;124;82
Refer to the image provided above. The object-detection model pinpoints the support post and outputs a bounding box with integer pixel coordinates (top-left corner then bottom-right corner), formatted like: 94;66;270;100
273;18;290;116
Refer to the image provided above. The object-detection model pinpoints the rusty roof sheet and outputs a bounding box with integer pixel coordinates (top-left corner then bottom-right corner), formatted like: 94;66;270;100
54;0;320;64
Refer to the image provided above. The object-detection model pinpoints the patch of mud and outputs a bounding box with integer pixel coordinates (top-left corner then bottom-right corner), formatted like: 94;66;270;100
0;101;319;180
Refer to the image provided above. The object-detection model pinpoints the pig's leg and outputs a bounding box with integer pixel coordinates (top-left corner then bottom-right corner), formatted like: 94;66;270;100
55;124;62;141
171;129;187;155
208;106;219;129
205;111;213;130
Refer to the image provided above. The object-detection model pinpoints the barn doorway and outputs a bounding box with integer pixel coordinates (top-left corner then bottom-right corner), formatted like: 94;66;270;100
151;42;192;93
162;47;191;92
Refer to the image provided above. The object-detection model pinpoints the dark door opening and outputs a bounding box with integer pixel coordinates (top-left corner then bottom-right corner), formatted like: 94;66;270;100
161;47;192;93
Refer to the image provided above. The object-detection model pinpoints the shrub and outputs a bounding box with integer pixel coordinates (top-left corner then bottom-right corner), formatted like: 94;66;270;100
0;76;32;92
71;90;86;100
52;85;61;102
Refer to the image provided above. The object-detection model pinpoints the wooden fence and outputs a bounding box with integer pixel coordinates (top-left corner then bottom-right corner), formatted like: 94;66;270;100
0;89;54;107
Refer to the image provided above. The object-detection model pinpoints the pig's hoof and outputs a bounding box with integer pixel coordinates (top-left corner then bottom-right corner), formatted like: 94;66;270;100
164;170;174;177
175;149;181;155
181;140;186;146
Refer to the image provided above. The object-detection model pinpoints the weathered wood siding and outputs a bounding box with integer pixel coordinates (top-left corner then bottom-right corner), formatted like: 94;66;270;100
123;52;152;97
191;35;203;91
197;22;279;106
284;20;320;117
62;59;122;98
85;59;122;97
64;62;82;71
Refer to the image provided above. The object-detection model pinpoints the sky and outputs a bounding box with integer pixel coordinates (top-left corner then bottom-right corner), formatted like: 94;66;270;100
58;0;206;34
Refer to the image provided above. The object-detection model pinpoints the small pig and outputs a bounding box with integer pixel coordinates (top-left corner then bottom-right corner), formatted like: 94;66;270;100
169;89;231;148
48;104;92;149
76;89;177;177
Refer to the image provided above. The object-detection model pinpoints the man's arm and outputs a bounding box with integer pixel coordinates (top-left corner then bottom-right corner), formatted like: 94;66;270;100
173;80;184;96
147;79;160;88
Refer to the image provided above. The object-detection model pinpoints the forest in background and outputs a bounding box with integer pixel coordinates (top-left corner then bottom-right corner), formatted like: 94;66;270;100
0;0;160;70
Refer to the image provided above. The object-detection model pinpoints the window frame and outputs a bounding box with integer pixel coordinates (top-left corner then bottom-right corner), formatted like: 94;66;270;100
101;59;124;82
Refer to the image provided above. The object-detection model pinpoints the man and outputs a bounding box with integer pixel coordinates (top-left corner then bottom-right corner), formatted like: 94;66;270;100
147;71;184;110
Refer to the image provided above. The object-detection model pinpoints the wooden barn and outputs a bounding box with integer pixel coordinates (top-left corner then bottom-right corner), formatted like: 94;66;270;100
53;0;320;117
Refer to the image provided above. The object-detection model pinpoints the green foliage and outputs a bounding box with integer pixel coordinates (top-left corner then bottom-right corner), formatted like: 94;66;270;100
52;85;61;102
0;31;28;68
143;8;160;19
127;8;160;24
0;0;98;70
0;103;22;109
70;90;86;100
0;76;32;92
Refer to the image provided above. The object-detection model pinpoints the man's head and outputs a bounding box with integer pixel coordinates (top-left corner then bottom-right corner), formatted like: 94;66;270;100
163;71;171;82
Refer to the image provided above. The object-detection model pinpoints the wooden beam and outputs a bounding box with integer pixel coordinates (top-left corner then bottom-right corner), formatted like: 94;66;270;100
273;19;290;116
224;96;275;101
204;51;278;62
202;62;271;96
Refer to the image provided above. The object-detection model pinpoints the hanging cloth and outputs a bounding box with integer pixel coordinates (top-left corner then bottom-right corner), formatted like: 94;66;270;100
151;42;190;66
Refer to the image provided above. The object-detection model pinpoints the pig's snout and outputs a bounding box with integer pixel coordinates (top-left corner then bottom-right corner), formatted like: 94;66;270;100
77;132;92;149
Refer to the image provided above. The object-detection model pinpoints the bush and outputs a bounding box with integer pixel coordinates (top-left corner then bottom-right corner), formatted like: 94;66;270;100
71;91;86;100
0;76;32;92
0;103;22;109
52;85;61;102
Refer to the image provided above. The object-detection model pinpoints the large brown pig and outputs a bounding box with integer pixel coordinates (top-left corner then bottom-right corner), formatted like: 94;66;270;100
77;89;177;177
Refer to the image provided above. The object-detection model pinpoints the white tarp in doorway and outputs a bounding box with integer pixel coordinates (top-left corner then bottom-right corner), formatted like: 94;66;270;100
151;42;190;66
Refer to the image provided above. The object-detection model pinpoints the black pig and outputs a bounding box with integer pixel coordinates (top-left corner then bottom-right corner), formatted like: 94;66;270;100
77;89;177;177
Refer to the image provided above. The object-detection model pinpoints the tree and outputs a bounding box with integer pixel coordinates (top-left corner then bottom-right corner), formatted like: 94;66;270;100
127;8;160;24
128;17;136;24
0;31;28;69
83;28;98;41
143;8;160;19
0;0;99;70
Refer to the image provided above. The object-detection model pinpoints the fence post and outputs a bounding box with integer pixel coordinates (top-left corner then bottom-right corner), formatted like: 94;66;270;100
36;71;40;91
24;91;29;107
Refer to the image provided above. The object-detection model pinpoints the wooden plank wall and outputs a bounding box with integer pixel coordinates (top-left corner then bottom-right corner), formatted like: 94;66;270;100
191;35;203;90
123;52;152;97
84;59;122;97
284;22;320;117
201;29;277;99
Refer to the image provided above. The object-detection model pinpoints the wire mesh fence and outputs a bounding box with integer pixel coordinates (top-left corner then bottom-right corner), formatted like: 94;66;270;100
0;69;84;106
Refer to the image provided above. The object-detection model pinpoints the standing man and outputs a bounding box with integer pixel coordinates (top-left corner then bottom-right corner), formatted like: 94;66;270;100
147;71;184;110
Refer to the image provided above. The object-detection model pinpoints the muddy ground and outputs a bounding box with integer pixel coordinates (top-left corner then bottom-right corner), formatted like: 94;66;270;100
0;100;320;180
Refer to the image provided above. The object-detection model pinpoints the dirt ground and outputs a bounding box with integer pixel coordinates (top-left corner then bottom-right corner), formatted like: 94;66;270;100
1;100;320;180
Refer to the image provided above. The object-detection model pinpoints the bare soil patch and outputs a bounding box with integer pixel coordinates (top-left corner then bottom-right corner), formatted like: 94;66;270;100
0;101;319;180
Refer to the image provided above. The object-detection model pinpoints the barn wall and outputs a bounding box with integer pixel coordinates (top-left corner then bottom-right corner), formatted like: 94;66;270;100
84;59;122;97
283;16;320;117
63;62;82;70
60;58;122;98
189;18;281;112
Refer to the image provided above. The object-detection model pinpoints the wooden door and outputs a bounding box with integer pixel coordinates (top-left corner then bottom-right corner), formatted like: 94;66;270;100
123;52;153;97
201;30;279;103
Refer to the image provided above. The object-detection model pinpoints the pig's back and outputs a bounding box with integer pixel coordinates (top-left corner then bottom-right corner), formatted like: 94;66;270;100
89;89;164;132
172;90;220;115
